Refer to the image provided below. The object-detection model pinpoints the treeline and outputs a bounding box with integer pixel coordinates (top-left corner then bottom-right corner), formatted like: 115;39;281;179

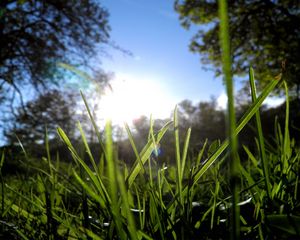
118;97;300;165
2;94;300;175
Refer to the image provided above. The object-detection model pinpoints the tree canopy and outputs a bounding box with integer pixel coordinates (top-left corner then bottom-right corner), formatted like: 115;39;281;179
0;0;110;103
4;89;78;146
175;0;300;94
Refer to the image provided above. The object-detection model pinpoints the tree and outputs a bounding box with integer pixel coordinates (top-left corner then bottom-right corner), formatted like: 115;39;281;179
0;0;110;103
5;90;78;146
175;0;300;94
177;99;197;128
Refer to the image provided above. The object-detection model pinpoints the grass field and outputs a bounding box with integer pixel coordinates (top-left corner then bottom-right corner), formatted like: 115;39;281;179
1;2;299;239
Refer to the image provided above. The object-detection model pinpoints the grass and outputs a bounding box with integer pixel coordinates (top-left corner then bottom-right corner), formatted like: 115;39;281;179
1;66;299;239
1;3;299;240
218;1;240;238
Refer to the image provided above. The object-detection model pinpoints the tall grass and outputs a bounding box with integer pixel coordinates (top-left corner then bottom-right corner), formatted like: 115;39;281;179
1;64;293;239
218;1;240;238
1;3;299;240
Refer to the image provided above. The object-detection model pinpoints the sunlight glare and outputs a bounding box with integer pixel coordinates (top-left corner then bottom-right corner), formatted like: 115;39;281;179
97;73;175;126
217;92;228;109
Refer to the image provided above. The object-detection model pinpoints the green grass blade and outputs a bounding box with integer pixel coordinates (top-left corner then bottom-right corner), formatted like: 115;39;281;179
211;180;220;229
149;117;159;158
5;184;44;212
80;91;105;153
15;229;30;240
191;75;281;187
196;139;208;166
57;127;111;205
137;230;154;240
238;163;261;203
242;146;263;176
79;227;104;240
77;121;99;174
57;127;76;153
283;81;290;173
116;169;138;240
126;120;173;188
149;191;165;240
174;106;183;206
15;135;28;160
181;127;191;182
105;121;126;239
124;123;145;174
72;169;106;209
249;68;271;197
105;121;117;202
218;0;240;238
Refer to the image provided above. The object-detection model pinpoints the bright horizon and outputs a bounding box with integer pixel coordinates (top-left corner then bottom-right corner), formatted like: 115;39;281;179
94;0;284;126
97;72;177;125
97;0;225;125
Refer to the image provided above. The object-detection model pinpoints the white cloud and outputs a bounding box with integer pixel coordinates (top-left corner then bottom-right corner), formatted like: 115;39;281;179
263;96;285;108
217;92;228;110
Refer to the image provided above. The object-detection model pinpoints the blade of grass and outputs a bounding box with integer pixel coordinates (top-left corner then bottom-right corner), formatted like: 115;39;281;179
137;230;154;240
174;106;183;208
79;227;104;240
283;81;290;174
181;127;191;182
72;170;106;209
196;139;208;166
57;127;111;206
5;184;44;212
134;184;144;229
124;123;145;174
105;121;126;240
116;168;138;240
77;121;110;201
77;122;99;174
126;120;173;188
249;68;271;198
80;91;105;153
149;191;165;240
15;135;28;160
242;146;263;177
191;75;282;187
218;0;239;237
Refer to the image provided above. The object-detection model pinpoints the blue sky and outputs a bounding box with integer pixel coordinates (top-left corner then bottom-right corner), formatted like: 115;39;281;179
98;0;227;120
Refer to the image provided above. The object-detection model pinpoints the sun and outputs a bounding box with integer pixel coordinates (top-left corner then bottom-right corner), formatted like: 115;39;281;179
96;73;175;126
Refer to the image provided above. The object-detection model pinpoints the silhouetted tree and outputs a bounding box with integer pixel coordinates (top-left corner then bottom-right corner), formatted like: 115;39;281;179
177;99;197;129
175;0;300;94
0;0;110;103
5;90;78;146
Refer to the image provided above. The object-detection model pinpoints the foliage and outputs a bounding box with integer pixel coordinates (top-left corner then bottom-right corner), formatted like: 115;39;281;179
4;90;78;146
175;0;300;93
1;67;297;239
0;0;110;102
0;2;299;239
178;98;226;146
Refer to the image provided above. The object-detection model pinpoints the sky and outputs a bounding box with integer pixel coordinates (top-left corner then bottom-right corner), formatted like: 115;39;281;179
96;0;226;124
89;0;284;125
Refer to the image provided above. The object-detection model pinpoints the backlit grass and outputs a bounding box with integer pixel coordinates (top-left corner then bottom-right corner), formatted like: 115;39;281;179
1;3;299;240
